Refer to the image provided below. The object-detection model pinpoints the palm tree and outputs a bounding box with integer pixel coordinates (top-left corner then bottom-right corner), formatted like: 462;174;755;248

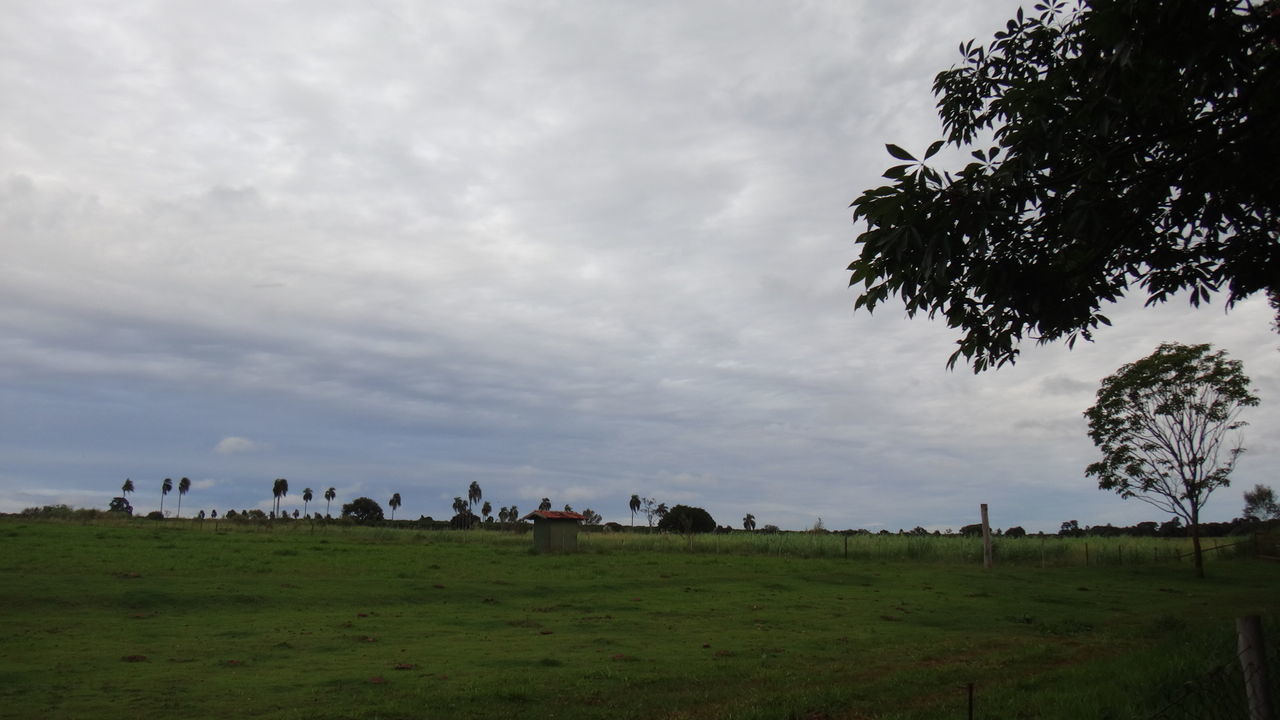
481;501;492;521
122;478;135;500
452;496;467;518
467;481;482;516
302;488;314;517
509;504;519;523
629;494;641;526
324;487;336;517
389;493;402;520
176;477;191;518
743;513;756;531
161;478;173;516
272;478;288;518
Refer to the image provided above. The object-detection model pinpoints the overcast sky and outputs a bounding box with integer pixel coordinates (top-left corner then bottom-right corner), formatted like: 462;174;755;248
3;1;1276;533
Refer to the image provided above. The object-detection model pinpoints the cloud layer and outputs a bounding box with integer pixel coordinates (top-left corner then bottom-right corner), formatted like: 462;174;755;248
3;1;1277;531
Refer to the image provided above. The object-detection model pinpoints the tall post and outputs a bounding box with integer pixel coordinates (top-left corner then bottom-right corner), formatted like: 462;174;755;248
980;504;992;569
1237;615;1273;720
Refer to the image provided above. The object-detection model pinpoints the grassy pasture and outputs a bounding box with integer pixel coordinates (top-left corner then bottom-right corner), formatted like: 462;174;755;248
1;519;1276;719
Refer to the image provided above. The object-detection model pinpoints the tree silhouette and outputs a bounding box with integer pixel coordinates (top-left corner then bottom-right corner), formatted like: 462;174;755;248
468;481;482;516
743;513;756;531
848;1;1280;372
658;505;716;534
160;478;173;516
629;494;641;526
342;497;384;524
324;487;336;517
1243;484;1280;521
481;501;492;522
121;478;134;500
538;497;552;511
1086;342;1259;577
176;477;191;518
272;478;288;519
640;497;658;527
389;493;402;520
302;488;314;517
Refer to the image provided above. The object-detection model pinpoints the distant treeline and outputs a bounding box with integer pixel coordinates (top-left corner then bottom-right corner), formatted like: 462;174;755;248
6;503;1276;539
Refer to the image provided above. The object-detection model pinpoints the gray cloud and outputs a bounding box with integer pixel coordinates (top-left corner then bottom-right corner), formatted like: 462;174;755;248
2;1;1276;532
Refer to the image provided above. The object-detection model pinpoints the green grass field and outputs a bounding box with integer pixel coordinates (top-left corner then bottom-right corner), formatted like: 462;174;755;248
2;519;1276;719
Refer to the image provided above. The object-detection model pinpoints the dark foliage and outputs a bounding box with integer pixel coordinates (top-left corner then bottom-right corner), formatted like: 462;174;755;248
341;496;385;524
656;505;716;534
449;511;479;530
849;0;1280;371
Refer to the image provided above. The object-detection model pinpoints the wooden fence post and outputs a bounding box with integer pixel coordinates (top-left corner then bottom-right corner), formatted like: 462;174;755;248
1237;615;1273;720
980;504;992;569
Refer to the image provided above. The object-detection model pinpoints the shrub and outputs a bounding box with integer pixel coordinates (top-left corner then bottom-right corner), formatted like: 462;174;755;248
656;505;716;534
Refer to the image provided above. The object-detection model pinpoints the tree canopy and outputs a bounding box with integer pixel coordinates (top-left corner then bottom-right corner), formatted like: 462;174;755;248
656;505;716;534
849;0;1279;371
1084;342;1258;576
1243;484;1280;521
342;496;385;524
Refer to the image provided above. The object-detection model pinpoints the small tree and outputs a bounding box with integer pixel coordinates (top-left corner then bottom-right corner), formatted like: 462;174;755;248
1085;342;1258;577
389;493;402;520
1243;484;1280;521
481;501;492;521
108;497;133;515
580;508;602;525
121;478;134;500
640;497;658;527
742;513;756;531
342;497;384;524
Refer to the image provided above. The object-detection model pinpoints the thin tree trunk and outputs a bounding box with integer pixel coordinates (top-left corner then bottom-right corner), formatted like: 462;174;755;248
1191;506;1204;579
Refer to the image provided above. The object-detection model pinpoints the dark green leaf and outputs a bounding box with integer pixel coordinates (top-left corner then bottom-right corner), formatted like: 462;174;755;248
885;144;916;162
